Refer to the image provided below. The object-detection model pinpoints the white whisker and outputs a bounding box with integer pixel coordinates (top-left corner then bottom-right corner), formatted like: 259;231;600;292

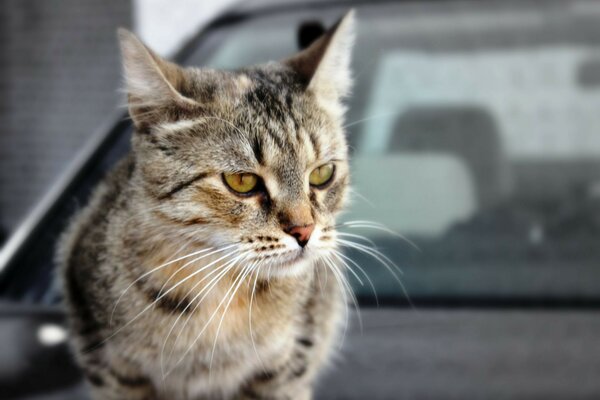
160;254;244;376
315;264;325;296
167;255;254;376
102;249;238;347
347;188;376;209
341;220;421;252
156;244;238;299
208;262;255;382
336;232;377;247
342;111;399;129
332;250;379;307
330;255;363;334
337;238;404;277
248;265;267;373
110;244;233;325
336;238;414;309
333;251;364;287
322;254;362;345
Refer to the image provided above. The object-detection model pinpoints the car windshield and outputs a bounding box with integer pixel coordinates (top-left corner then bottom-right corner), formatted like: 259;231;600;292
190;2;600;303
3;1;600;305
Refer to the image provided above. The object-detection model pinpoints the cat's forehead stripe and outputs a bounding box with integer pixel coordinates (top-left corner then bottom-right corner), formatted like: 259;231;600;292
154;68;344;186
156;118;200;133
157;113;338;161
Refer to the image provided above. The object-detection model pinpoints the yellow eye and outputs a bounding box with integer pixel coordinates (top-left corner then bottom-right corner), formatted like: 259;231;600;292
223;173;259;194
309;163;335;187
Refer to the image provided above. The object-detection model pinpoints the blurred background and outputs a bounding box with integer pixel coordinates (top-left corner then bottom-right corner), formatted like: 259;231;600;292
0;0;235;241
2;0;600;399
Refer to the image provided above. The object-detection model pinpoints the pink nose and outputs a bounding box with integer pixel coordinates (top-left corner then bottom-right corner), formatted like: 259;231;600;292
285;224;315;248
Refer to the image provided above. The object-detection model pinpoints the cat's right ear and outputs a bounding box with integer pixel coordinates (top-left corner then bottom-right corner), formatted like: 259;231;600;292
284;10;355;113
117;29;198;129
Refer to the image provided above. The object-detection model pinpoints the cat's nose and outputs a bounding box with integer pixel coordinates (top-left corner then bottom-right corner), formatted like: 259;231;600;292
284;224;315;248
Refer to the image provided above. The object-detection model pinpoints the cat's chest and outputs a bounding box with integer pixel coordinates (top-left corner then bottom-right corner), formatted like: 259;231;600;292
128;281;302;397
125;270;306;366
162;283;298;353
120;249;311;378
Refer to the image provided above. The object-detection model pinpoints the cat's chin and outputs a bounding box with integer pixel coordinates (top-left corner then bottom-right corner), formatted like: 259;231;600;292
257;251;316;279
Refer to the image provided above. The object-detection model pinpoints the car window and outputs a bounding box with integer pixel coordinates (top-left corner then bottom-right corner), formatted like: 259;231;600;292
4;1;600;305
189;3;600;303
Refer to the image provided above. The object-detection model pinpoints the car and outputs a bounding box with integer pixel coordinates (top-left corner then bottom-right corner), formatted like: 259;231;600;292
2;0;600;398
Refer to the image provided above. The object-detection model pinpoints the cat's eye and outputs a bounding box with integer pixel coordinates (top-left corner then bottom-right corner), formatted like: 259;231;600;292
223;172;259;194
309;163;335;187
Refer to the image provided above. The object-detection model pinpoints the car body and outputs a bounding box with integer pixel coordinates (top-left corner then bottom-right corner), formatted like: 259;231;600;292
1;0;600;398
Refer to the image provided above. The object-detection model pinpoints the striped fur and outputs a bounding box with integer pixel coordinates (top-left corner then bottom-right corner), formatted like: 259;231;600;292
59;11;355;400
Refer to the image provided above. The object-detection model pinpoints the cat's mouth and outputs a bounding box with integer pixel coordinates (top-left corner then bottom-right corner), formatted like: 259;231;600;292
252;248;305;265
248;247;315;277
275;249;306;267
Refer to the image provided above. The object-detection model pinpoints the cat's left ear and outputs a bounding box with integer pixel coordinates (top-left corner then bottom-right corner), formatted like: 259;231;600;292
118;29;199;129
284;10;355;106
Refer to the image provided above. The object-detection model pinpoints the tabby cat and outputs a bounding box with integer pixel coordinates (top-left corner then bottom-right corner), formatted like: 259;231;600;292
59;10;355;400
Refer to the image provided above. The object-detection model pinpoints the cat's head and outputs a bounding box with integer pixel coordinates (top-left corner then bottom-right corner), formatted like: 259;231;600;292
119;11;355;277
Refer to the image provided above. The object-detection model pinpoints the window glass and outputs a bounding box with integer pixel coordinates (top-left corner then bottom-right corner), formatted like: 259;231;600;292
9;2;600;304
192;3;600;302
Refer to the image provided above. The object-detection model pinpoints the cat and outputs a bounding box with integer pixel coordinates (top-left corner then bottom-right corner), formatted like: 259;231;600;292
58;10;355;400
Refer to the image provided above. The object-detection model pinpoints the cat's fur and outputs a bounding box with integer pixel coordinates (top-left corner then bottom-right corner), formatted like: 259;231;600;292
58;11;355;400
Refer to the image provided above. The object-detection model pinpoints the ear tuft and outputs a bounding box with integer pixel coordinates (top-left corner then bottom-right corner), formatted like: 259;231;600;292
284;10;355;106
117;28;197;128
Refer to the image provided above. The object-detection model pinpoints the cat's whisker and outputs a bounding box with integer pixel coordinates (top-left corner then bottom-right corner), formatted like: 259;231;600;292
337;238;404;277
331;255;363;334
170;255;241;324
248;264;267;373
336;232;377;248
331;249;379;307
330;250;364;287
111;243;236;322
321;255;357;347
164;252;251;364
322;257;350;307
342;111;399;129
348;187;376;209
167;257;255;377
340;220;421;252
336;238;414;309
208;262;256;381
156;243;238;299
102;249;239;347
160;254;245;377
109;244;232;325
172;238;197;257
315;264;325;296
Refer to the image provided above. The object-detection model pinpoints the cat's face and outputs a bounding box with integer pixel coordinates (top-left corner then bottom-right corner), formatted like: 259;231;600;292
119;12;354;277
